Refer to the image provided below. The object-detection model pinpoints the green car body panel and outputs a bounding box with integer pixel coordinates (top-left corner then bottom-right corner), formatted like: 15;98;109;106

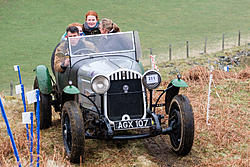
35;65;52;94
63;85;80;94
171;78;188;87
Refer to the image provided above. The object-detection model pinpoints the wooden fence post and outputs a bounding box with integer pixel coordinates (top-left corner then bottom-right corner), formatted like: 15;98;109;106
186;41;189;58
238;30;240;46
222;33;225;51
204;37;207;54
10;81;13;96
169;44;172;61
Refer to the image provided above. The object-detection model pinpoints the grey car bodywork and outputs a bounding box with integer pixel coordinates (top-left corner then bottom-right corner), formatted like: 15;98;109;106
58;31;146;124
34;31;194;163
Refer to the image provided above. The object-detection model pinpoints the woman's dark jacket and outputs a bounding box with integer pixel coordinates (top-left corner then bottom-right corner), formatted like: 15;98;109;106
82;22;101;35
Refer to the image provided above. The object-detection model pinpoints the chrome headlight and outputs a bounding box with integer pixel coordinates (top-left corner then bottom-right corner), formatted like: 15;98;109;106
91;75;110;94
142;70;161;90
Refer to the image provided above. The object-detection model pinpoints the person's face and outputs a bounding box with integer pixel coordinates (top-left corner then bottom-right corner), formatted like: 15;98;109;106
86;15;97;28
68;31;79;46
99;23;108;34
76;26;83;36
68;31;78;38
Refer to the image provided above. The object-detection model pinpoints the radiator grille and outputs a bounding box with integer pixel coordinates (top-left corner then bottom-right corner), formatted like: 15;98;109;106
109;70;141;81
107;71;144;121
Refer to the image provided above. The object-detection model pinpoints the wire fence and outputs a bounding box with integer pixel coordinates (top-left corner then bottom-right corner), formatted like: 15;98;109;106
141;30;250;66
1;30;250;95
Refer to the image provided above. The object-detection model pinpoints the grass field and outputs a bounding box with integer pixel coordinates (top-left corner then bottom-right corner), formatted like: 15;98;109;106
0;0;249;91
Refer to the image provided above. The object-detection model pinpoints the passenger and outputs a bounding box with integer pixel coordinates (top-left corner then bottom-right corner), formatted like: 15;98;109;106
61;22;84;41
99;18;120;34
54;26;80;72
97;19;132;52
82;10;101;35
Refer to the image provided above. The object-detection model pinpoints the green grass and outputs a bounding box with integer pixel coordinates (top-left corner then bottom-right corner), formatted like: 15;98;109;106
0;0;249;91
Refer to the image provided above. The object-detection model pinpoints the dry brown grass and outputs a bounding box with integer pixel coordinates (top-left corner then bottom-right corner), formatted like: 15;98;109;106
150;65;249;166
181;65;250;167
0;97;71;167
0;65;249;166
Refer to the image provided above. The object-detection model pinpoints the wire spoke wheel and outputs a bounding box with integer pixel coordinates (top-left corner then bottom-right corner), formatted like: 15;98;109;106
168;95;194;155
169;109;181;148
63;114;72;153
61;101;85;163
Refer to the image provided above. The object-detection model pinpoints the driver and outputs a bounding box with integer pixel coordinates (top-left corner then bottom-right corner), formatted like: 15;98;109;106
54;26;80;73
54;26;98;73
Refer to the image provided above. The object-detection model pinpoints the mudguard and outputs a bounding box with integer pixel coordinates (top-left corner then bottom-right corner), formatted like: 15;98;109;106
171;78;188;87
63;84;80;94
165;79;188;114
35;65;52;94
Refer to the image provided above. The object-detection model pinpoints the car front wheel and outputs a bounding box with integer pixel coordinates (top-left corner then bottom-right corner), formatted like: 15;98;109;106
168;94;194;155
61;101;85;163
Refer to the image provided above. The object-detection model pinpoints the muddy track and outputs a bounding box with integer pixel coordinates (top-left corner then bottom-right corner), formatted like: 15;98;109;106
143;135;201;167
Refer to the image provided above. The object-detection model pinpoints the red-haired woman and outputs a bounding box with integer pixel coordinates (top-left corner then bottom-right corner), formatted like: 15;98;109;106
83;10;101;35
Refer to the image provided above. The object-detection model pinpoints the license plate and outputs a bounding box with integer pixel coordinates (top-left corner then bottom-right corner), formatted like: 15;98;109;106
114;118;152;130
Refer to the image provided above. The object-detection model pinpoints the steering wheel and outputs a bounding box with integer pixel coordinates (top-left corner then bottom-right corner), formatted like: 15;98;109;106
73;48;96;55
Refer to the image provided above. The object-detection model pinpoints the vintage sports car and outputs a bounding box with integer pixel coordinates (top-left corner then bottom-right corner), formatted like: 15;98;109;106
33;31;194;162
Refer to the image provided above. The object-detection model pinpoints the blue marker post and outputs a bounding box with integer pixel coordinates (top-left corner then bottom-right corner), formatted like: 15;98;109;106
0;98;22;167
21;84;30;141
15;65;29;141
35;89;40;167
30;112;34;166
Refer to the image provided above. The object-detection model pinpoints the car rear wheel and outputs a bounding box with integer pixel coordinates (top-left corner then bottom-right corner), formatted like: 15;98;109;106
61;101;85;163
33;77;52;129
168;94;194;155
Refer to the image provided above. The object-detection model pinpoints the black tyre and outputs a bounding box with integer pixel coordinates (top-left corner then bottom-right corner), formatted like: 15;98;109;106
33;77;52;129
61;101;85;163
168;94;194;155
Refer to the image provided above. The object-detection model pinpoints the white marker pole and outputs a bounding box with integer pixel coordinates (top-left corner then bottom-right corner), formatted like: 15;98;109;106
206;65;213;125
150;55;159;71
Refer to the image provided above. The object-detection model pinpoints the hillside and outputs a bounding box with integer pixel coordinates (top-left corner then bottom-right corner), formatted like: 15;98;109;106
0;0;249;91
0;47;249;166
